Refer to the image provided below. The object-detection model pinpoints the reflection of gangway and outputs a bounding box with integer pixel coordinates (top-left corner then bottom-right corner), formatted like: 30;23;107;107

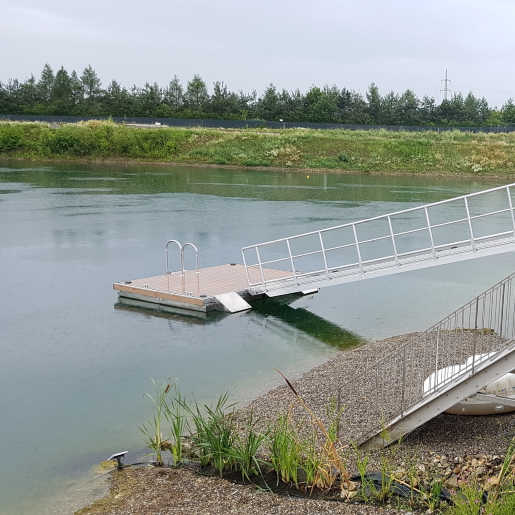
337;272;515;449
242;183;515;297
115;183;515;313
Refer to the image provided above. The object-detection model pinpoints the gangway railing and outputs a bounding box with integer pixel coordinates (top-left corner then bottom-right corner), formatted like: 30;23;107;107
336;271;515;448
242;183;515;296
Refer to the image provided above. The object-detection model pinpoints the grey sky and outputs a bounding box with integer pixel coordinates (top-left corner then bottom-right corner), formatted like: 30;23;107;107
2;0;515;107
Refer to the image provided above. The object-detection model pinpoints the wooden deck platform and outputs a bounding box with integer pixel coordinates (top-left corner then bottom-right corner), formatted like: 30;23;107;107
113;264;291;312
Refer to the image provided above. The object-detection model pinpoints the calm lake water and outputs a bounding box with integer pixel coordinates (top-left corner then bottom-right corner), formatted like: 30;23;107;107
1;161;515;514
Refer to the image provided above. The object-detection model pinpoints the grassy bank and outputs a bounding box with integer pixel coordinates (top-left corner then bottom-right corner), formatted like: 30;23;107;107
2;120;515;176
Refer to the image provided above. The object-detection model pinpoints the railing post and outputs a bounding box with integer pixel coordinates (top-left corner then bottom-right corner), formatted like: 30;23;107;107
424;207;437;259
336;387;341;441
400;346;406;416
387;215;399;266
464;197;476;251
286;239;298;286
500;283;506;340
318;232;330;279
352;224;364;274
375;365;379;415
507;185;515;237
255;246;266;290
242;249;252;286
434;327;440;391
472;297;479;374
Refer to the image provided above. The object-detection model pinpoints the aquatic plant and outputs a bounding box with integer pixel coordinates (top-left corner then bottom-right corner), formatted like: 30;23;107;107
231;413;269;481
268;411;302;487
139;378;173;466
274;369;350;492
183;391;238;476
164;381;187;466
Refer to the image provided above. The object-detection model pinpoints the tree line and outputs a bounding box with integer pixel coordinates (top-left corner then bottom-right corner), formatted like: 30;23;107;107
1;64;515;127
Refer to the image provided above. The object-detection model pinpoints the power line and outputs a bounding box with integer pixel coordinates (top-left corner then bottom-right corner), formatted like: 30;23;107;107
452;84;515;96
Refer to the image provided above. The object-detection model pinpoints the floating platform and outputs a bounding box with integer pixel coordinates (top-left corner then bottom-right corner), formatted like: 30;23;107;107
113;263;292;313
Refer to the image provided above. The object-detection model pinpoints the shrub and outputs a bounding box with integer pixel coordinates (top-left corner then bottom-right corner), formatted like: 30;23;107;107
0;124;23;151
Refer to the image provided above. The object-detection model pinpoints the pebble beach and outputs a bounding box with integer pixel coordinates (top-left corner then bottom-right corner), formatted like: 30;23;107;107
77;333;515;514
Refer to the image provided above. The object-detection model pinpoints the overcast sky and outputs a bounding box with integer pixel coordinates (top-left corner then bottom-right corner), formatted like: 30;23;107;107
2;0;515;107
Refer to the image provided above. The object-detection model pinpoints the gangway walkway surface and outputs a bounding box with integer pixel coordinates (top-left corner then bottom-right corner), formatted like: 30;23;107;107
242;183;515;297
336;272;515;449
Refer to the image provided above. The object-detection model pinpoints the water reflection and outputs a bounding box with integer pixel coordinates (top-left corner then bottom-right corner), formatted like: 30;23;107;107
251;296;362;348
0;159;506;204
115;294;363;349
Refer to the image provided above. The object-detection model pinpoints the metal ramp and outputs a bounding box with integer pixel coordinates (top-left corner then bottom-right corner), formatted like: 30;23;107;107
335;272;515;449
214;292;252;313
242;183;515;297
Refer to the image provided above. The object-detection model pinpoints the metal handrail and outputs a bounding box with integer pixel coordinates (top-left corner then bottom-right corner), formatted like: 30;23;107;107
242;183;515;292
165;239;199;276
182;243;199;274
166;239;182;275
336;271;515;445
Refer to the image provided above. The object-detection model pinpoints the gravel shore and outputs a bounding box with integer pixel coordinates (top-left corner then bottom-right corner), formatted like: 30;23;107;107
77;333;515;514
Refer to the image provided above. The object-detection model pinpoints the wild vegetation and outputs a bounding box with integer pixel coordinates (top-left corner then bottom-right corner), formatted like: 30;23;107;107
2;119;515;176
2;64;515;126
137;378;515;515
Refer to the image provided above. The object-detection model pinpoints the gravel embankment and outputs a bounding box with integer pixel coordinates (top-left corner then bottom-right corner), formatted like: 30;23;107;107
77;333;515;514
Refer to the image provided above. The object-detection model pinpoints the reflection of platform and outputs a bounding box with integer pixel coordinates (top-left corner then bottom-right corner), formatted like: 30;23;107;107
113;264;291;312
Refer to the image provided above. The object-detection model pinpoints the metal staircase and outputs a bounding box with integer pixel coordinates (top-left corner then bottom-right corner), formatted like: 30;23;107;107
242;183;515;297
335;272;515;449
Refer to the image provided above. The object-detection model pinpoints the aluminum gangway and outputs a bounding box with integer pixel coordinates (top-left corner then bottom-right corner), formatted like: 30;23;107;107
242;183;515;297
336;272;515;449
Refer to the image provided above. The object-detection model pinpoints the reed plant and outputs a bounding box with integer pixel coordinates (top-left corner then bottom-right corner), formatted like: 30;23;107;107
274;369;350;492
269;412;302;487
139;378;172;466
300;433;323;491
183;391;238;476
352;442;372;501
231;413;269;481
164;381;187;466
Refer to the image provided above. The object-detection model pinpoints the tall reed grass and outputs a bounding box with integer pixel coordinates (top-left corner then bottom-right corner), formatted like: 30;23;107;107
140;378;515;514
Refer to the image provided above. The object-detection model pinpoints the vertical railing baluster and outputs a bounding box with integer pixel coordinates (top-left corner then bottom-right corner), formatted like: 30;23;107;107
336;387;341;441
507;186;515;237
424;206;437;259
286;239;298;286
318;231;330;279
387;215;399;266
435;327;440;391
255;246;266;290
352;224;364;274
464;197;476;251
400;346;406;416
242;249;252;286
472;297;479;374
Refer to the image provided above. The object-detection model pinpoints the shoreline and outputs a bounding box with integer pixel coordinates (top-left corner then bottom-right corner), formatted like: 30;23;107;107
76;332;515;514
3;155;515;180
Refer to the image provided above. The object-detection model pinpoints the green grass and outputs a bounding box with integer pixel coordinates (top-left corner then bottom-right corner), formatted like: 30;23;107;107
3;120;515;176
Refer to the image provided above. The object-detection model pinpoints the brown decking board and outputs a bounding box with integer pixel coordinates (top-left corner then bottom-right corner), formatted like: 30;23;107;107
113;264;292;301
